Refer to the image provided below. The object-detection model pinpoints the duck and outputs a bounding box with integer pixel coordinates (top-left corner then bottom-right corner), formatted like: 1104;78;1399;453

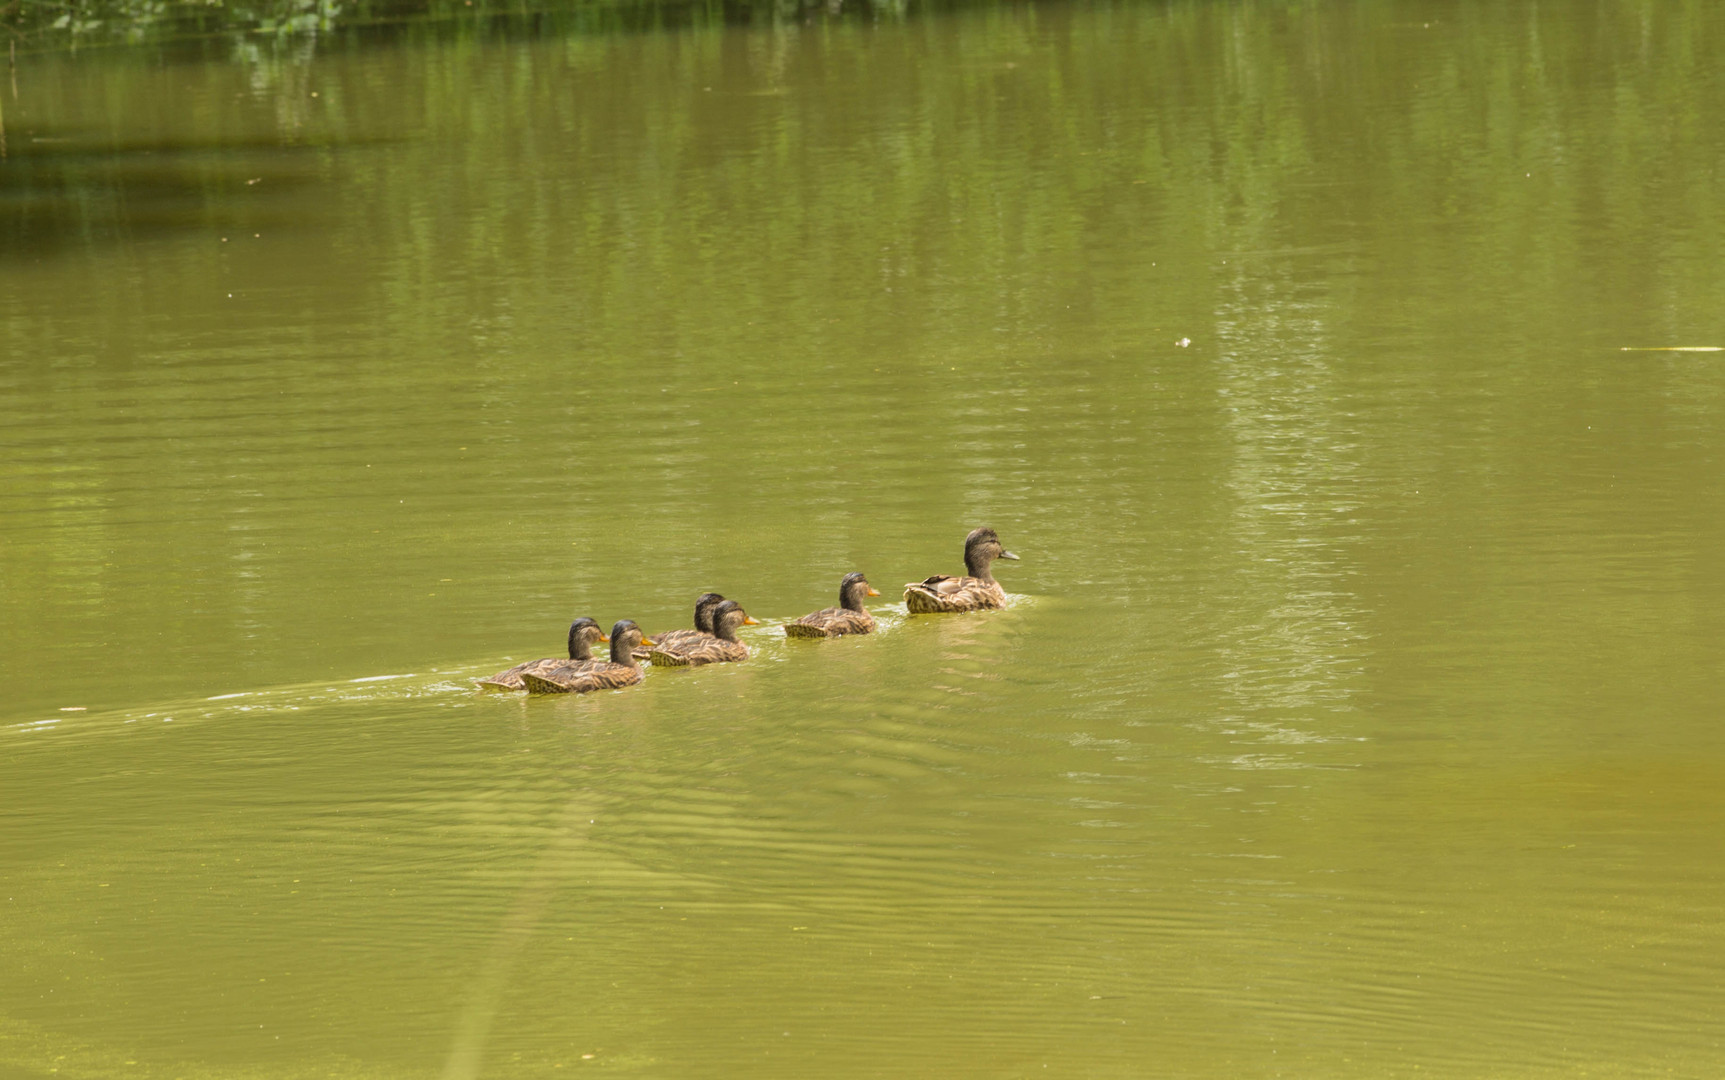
636;592;726;661
785;572;880;638
903;527;1019;613
476;617;608;690
649;599;757;666
521;620;655;694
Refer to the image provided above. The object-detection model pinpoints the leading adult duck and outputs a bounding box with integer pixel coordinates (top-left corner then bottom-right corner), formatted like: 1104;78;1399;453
785;572;879;638
476;617;607;690
521;620;655;694
904;527;1019;613
648;599;757;666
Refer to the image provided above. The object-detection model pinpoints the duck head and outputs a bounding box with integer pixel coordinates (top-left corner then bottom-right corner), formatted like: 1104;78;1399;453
692;592;727;634
838;572;880;612
566;616;609;661
963;527;1020;583
609;620;655;665
711;599;761;642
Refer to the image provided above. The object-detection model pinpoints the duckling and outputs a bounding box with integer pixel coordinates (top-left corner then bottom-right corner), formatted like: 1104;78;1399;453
649;599;758;666
904;527;1019;613
521;621;654;694
476;617;608;690
635;592;726;661
785;572;880;638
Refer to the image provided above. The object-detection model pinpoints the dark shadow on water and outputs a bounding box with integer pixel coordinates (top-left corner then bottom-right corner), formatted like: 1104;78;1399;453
0;0;1063;257
0;128;395;258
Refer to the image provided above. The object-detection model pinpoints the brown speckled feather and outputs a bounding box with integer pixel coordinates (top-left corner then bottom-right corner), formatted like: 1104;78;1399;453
634;628;707;661
521;662;643;694
785;607;876;638
476;657;574;691
517;658;605;685
903;576;1007;613
648;638;749;667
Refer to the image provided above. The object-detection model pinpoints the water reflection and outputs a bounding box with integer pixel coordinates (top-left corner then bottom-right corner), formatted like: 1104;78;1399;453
1208;268;1369;768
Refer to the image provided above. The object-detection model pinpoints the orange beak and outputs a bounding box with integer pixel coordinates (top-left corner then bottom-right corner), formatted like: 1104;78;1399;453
866;586;880;597
639;634;657;647
742;616;760;626
599;633;611;643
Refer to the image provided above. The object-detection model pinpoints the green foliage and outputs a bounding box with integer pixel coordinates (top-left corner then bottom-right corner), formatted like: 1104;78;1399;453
0;0;918;48
4;0;339;44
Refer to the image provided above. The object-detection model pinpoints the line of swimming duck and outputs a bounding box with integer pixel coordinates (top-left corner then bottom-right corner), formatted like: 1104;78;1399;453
477;527;1020;695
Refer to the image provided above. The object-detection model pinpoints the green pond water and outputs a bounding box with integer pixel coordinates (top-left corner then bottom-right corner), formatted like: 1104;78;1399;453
4;0;1725;1076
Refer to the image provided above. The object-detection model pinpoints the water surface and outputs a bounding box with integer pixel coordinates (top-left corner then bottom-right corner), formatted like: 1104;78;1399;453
4;1;1725;1077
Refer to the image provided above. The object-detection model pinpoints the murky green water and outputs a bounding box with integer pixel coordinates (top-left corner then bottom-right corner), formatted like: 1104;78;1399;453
5;1;1725;1076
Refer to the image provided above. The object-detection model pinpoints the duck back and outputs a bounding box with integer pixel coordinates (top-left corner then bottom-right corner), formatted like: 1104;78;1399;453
786;608;876;637
904;576;1007;613
522;662;643;694
649;638;749;667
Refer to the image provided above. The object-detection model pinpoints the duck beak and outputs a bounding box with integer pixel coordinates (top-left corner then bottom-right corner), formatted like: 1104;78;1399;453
999;550;1021;561
743;616;760;626
639;634;656;647
866;586;881;596
599;633;611;643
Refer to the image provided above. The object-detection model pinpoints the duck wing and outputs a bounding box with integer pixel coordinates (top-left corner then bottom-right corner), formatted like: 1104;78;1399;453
635;627;707;661
904;576;1006;613
476;656;566;691
785;607;875;637
522;662;642;694
530;658;604;684
649;637;749;667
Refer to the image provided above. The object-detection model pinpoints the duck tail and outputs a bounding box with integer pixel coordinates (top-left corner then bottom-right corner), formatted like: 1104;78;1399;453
904;584;944;613
521;672;571;694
